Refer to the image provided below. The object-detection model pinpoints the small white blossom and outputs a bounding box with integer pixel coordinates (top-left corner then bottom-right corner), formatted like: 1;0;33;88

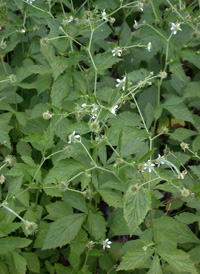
68;131;80;144
91;104;98;119
144;160;155;173
138;2;144;11
178;171;187;180
102;238;112;250
170;23;182;35
101;9;108;21
112;47;122;57
111;105;118;115
67;16;74;23
21;29;26;33
25;0;35;3
81;103;86;108
156;154;165;167
147;42;152;52
116;76;126;91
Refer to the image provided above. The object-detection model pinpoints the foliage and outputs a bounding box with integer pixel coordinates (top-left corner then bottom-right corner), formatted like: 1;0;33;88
0;0;200;273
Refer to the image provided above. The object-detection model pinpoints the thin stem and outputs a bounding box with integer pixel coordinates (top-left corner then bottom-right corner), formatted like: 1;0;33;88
80;141;96;166
132;96;149;135
1;205;25;222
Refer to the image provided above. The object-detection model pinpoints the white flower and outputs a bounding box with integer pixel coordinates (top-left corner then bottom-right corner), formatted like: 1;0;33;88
68;131;80;144
102;238;112;250
144;160;155;173
178;171;187;180
138;2;144;11
147;42;151;52
170;23;182;35
134;20;138;26
116;76;126;91
91;104;98;119
81;103;86;108
156;154;165;167
25;0;35;4
102;9;108;21
112;47;122;57
68;16;74;23
21;29;26;33
111;105;118;115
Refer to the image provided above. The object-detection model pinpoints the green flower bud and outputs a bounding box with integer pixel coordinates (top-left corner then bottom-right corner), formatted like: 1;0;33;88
4;155;16;168
24;221;38;235
0;174;5;184
8;74;17;84
42;111;52;120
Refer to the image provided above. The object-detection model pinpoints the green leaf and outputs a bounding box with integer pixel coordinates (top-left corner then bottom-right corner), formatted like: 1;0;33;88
117;247;154;271
98;189;123;208
36;73;52;94
170;128;197;141
86;212;107;240
51;56;68;80
0;262;9;274
12;251;27;274
157;249;198;274
42;214;85;250
147;255;162;274
124;186;151;235
51;74;70;108
46;201;73;221
62;191;88;213
0;237;31;255
189;166;200;179
181;49;200;69
184;82;200;98
174;212;200;224
162;104;194;123
23;252;40;273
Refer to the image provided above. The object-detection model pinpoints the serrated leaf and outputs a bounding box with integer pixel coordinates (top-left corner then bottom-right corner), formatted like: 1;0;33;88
184;82;200;98
147;254;162;274
0;237;31;254
162;104;194;123
23;252;40;273
124;187;151;235
42;214;85;250
36;73;52;94
62;191;88;213
181;49;200;69
189;166;200;179
46;201;73;221
12;251;27;274
157;249;198;274
98;189;123;208
117;247;154;271
86;213;107;240
51;74;70;108
51;56;68;80
174;212;200;224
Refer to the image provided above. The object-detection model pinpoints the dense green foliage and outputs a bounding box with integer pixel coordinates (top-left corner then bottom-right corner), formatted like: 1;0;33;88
0;0;200;273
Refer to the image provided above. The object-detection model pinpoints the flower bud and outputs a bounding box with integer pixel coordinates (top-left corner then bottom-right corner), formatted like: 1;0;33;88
86;241;95;250
40;37;49;46
180;142;189;152
0;41;6;49
42;111;52;120
8;74;17;84
159;71;167;79
24;221;38;235
89;121;100;133
181;187;190;197
4;155;16;168
0;174;5;184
